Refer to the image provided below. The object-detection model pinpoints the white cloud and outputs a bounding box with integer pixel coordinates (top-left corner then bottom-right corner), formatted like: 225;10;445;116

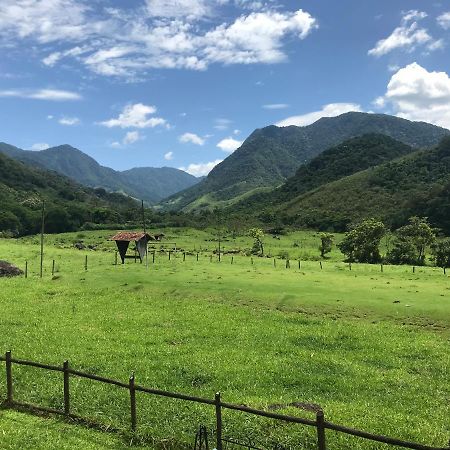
216;137;243;152
29;143;49;151
100;103;167;128
214;118;232;130
368;10;432;57
263;103;289;109
276;103;362;127
0;88;81;101
375;62;450;129
427;39;444;52
437;12;450;29
111;141;121;148
164;151;174;160
47;115;54;119
58;116;80;126
179;159;222;176
179;132;205;145
123;131;140;144
0;1;318;78
146;0;211;19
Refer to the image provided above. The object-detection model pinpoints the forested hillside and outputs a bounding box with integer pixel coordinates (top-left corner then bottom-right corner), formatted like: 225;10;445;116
161;112;449;211
0;143;199;204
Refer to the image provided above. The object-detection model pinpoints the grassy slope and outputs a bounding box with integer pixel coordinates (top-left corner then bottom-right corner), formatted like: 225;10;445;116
0;229;449;449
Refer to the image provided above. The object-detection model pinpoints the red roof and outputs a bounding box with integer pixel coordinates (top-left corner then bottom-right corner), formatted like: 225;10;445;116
110;232;153;242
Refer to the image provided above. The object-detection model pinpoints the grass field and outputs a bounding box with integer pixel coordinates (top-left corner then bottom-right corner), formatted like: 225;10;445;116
0;228;449;449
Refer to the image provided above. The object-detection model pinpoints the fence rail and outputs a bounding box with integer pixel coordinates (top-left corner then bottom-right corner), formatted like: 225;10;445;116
0;351;448;450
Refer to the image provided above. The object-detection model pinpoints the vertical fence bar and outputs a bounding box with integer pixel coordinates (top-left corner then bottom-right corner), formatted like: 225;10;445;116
25;261;28;278
6;351;13;404
169;251;171;261
85;255;88;271
231;256;234;265
63;360;70;415
183;252;186;262
274;258;276;267
115;251;118;266
381;264;383;272
298;260;301;269
52;259;55;276
130;374;137;431
319;261;323;270
215;392;223;450
316;410;326;450
197;253;199;262
153;250;156;264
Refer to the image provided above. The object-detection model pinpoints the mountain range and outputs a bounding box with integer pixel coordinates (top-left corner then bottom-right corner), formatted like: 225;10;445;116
0;143;200;205
161;112;449;211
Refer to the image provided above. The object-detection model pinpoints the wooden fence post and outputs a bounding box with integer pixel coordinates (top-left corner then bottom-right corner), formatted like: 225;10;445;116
231;256;234;265
153;251;155;264
251;257;253;265
413;266;415;274
298;260;301;269
6;351;13;405
215;392;223;450
316;410;326;450
210;255;212;263
274;258;276;267
85;255;88;271
52;259;55;276
381;264;383;273
169;251;171;261
63;360;70;415
25;261;28;278
115;251;118;266
319;261;323;270
349;262;352;271
197;253;199;261
183;252;186;262
130;374;137;431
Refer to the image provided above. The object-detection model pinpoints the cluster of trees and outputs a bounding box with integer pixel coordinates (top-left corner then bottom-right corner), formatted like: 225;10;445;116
338;217;450;268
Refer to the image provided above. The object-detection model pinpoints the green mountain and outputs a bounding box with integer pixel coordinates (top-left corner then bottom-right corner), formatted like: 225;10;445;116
275;136;450;233
0;143;199;204
231;133;415;214
161;112;449;211
0;151;141;236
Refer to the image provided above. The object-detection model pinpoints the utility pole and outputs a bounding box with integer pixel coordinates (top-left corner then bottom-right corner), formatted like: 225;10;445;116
40;200;45;278
142;200;148;269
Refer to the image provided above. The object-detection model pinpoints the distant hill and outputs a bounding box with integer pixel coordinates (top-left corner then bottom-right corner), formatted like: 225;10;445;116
231;133;415;214
0;151;140;236
161;112;449;211
0;143;200;204
275;136;450;233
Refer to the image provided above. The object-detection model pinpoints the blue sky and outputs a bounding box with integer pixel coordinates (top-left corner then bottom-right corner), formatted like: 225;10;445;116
1;0;449;175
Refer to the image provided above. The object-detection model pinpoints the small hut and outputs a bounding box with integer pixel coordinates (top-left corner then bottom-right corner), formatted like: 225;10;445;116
110;232;153;264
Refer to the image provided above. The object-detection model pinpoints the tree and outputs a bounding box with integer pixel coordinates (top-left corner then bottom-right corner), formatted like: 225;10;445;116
387;217;436;265
319;233;334;258
249;228;265;256
433;239;450;269
338;218;385;263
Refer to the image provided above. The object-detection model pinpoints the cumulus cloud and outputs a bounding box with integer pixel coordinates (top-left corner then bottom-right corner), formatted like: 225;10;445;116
368;10;434;57
263;103;289;109
375;62;450;129
100;103;167;128
164;151;174;160
179;132;205;145
276;103;362;127
0;88;81;101
123;131;140;144
0;1;318;78
437;12;450;29
29;143;50;151
58;116;80;125
179;159;222;176
216;137;243;152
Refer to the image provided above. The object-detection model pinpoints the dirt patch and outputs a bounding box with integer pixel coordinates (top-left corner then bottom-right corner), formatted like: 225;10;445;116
0;261;23;277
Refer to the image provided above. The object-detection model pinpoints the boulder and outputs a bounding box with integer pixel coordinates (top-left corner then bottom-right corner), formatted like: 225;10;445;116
0;260;24;277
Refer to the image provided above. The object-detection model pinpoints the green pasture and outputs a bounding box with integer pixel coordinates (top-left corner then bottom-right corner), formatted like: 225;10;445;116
0;229;449;449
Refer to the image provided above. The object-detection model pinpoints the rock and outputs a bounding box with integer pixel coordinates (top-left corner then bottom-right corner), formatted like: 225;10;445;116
74;242;86;250
0;261;24;277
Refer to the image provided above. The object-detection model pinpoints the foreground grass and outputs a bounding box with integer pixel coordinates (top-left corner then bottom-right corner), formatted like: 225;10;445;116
0;230;449;449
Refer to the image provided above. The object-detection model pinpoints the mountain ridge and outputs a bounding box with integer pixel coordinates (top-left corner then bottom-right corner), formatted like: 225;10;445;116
0;143;200;204
160;112;450;211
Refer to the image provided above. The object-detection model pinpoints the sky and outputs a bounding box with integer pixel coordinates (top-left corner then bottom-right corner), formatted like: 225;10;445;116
0;0;450;176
